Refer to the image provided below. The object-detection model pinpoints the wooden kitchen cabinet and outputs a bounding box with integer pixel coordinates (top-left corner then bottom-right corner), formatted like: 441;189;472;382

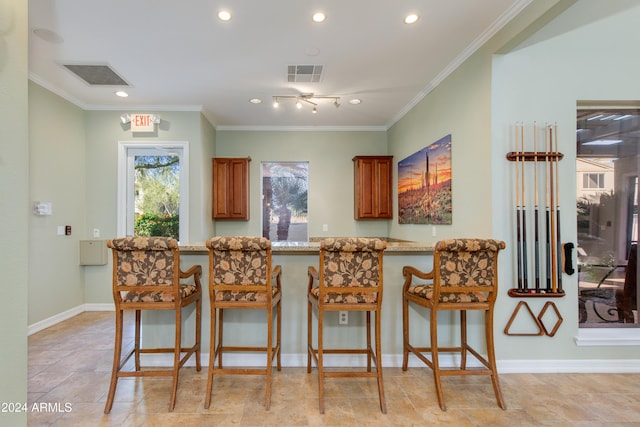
353;155;393;219
212;157;250;220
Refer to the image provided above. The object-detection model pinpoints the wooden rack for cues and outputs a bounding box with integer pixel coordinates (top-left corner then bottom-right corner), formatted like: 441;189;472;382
504;122;571;337
506;122;567;298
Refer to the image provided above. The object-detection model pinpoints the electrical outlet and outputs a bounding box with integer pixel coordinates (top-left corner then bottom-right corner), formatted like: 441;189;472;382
339;311;348;325
323;224;329;232
432;226;437;237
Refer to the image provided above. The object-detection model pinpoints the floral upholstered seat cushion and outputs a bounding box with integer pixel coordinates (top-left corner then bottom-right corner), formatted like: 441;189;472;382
109;237;187;303
406;283;488;303
122;284;198;303
313;238;386;304
207;236;278;302
407;238;504;303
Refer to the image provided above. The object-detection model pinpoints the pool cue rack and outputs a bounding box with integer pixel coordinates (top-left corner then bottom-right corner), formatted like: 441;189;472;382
506;152;563;162
506;122;571;299
504;123;571;337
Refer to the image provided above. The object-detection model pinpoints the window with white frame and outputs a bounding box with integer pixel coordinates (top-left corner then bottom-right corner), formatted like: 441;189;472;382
117;142;189;243
582;172;605;189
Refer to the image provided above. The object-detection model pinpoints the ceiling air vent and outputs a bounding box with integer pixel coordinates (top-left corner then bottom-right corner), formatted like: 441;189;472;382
62;64;129;86
287;65;323;83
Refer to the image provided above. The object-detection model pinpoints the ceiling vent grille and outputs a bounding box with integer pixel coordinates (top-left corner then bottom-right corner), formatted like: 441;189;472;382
62;64;129;86
287;65;323;83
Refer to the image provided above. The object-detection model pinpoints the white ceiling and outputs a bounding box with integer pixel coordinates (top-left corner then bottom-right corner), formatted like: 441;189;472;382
28;0;530;129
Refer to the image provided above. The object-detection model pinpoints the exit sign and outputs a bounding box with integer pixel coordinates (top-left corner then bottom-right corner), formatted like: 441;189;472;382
131;114;155;132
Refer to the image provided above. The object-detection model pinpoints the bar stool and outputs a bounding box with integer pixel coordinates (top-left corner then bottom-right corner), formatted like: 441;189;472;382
402;238;506;410
204;236;282;410
104;237;202;413
307;237;387;413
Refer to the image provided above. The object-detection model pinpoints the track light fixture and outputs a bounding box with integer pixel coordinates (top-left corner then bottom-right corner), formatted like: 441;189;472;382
271;93;341;113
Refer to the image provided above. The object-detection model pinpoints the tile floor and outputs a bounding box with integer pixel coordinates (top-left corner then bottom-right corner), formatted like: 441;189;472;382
28;311;640;426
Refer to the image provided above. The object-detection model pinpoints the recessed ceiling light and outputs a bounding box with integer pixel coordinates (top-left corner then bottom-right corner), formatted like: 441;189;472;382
218;10;232;22
349;99;362;105
114;91;128;98
312;12;326;23
249;98;262;104
404;14;419;24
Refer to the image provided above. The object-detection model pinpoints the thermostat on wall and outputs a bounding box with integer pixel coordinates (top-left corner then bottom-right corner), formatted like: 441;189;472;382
33;201;53;216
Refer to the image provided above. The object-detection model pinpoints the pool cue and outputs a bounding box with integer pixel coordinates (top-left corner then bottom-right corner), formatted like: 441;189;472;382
544;125;552;293
554;123;563;292
548;124;558;293
520;123;529;291
515;123;523;291
533;123;541;293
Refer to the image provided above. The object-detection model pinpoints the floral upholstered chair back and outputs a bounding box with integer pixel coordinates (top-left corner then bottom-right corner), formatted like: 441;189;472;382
207;236;274;303
318;238;387;304
108;237;181;303
433;238;505;304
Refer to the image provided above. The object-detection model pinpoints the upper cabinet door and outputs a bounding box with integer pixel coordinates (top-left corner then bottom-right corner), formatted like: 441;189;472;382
353;156;393;219
212;157;250;220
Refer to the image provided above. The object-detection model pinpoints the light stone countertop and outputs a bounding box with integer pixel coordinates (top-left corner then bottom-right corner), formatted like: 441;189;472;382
180;239;434;255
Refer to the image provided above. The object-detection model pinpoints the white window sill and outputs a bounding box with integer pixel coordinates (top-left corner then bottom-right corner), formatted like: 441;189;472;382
575;327;640;346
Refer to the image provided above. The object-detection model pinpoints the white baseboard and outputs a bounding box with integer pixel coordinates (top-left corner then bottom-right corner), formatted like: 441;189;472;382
28;303;114;336
137;352;640;373
498;358;640;373
29;305;640;373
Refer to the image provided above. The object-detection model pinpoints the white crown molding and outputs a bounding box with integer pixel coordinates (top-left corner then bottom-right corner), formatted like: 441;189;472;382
386;0;535;129
29;72;204;114
215;125;387;132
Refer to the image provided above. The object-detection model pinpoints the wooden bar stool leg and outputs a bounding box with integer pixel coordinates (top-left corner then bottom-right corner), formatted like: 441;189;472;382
430;310;446;411
169;307;182;411
460;310;467;370
265;307;273;410
204;306;217;409
375;310;387;414
276;302;282;370
486;308;506;409
134;310;141;370
104;309;124;414
217;308;224;368
195;297;202;371
317;309;325;414
402;295;409;371
307;300;313;373
366;311;372;371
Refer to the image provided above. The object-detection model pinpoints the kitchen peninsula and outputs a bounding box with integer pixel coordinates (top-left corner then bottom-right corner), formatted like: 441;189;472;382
179;238;434;255
175;238;435;366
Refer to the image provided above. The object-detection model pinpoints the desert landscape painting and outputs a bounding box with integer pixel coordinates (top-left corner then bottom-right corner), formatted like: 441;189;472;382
398;134;452;224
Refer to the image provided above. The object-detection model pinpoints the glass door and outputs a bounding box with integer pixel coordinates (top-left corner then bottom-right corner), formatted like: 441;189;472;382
577;108;639;326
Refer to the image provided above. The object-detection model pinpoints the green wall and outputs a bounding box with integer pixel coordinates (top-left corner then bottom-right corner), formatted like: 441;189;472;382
81;110;216;304
0;0;28;424
491;0;640;360
214;130;389;238
28;82;86;323
388;0;640;363
21;0;640;378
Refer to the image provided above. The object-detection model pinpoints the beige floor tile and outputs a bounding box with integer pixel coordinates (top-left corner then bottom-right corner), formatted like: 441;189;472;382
27;312;640;426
